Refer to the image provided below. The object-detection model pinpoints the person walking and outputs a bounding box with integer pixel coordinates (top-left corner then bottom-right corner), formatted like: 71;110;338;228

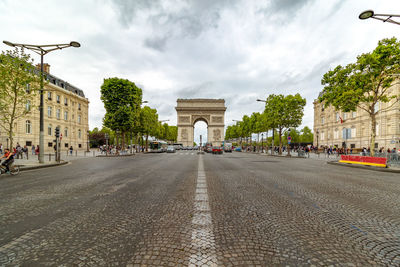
32;144;35;155
69;146;73;156
23;145;28;159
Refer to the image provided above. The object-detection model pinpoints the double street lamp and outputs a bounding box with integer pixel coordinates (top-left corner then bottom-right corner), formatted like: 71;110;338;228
359;10;400;26
3;40;80;163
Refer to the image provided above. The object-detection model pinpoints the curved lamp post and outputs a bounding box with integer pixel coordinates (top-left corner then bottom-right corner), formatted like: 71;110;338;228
359;10;400;26
2;40;80;163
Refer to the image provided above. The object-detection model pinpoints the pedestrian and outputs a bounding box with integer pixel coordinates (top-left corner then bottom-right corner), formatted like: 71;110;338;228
32;144;35;155
16;143;22;159
23;145;28;159
69;146;73;155
0;143;3;154
35;145;39;155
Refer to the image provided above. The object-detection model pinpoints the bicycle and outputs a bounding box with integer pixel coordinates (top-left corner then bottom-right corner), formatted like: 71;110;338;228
0;161;20;176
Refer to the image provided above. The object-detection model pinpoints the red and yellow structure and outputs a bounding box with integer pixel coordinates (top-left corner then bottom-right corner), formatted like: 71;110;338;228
339;155;387;168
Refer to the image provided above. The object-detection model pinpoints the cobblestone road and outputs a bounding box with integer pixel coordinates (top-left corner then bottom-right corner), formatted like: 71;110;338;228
0;151;399;266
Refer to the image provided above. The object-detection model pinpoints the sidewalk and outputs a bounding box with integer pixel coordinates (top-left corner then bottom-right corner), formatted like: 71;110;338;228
12;150;102;171
250;150;400;172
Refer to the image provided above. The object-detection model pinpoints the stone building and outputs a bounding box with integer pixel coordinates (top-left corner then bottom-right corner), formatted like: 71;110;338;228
0;64;89;153
313;82;400;150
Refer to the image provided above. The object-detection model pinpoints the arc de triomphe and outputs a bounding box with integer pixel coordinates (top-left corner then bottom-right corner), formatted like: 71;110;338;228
175;99;226;147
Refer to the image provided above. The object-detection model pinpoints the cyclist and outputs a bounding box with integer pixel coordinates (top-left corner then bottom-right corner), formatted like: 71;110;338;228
0;148;15;173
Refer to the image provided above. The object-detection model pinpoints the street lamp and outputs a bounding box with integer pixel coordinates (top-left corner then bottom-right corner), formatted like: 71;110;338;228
359;10;400;26
316;130;319;150
261;133;264;153
3;40;80;163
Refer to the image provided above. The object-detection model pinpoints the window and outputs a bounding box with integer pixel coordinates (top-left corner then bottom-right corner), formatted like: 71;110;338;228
376;123;380;136
352;111;356;118
336;112;340;122
65;128;68;138
48;124;52;136
343;112;347;120
334;129;339;139
47;92;52;100
26;100;31;111
48;106;52;117
26;141;32;146
56;109;61;119
65;143;69;148
64;97;68;106
321;131;325;140
48;142;53;147
342;128;351;139
78;129;81;139
78;144;82;148
26;120;31;134
78;103;81;110
321;117;325;125
351;127;356;139
64;111;68;121
56;95;60;103
78;115;81;124
26;84;31;93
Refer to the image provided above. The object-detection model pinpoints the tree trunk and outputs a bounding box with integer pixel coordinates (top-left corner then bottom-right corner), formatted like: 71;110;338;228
8;120;14;150
279;128;283;155
145;135;149;152
257;133;259;152
121;132;125;150
370;113;376;157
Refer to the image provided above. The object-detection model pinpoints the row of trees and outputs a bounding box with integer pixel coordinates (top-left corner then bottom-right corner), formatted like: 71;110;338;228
225;93;307;154
99;77;177;150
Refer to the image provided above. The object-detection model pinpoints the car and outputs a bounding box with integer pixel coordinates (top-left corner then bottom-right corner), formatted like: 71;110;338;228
212;146;223;154
234;146;242;152
166;146;176;153
224;143;232;152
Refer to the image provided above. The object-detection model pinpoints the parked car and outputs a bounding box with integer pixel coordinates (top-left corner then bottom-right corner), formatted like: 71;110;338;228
166;146;176;153
234;146;242;152
212;146;223;154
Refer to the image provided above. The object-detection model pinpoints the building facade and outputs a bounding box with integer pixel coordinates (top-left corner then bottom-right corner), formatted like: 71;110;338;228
313;82;400;150
0;64;89;153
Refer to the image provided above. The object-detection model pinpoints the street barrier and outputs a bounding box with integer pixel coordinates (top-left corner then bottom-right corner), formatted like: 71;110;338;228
339;155;387;168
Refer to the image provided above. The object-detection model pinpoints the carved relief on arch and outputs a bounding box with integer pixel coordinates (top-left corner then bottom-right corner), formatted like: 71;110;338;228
191;115;210;125
178;116;190;123
211;116;223;123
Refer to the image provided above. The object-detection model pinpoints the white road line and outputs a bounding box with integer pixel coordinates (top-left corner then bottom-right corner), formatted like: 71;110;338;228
189;156;218;267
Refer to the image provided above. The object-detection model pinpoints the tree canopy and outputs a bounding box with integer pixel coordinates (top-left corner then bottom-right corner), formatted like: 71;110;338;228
0;48;41;149
319;37;400;155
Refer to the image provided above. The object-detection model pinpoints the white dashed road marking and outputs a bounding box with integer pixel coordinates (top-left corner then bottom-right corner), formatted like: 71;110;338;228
188;155;217;266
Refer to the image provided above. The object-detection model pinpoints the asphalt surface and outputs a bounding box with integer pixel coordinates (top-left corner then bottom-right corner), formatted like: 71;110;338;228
0;151;399;266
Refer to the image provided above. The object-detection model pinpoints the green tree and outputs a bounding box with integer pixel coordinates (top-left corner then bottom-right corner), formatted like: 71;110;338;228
319;38;400;156
140;106;159;151
264;94;306;154
100;77;142;149
0;48;41;149
300;126;313;143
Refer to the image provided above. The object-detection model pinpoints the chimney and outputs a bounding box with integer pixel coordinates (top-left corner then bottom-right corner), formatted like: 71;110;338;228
35;63;51;73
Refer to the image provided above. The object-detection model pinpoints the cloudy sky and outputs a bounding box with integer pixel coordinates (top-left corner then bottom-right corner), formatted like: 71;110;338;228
1;0;399;143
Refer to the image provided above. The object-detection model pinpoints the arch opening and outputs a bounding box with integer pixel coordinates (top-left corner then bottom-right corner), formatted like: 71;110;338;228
194;120;207;147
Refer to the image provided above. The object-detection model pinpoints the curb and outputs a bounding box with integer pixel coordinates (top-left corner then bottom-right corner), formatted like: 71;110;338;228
19;161;69;171
96;154;135;158
327;161;400;173
260;153;307;159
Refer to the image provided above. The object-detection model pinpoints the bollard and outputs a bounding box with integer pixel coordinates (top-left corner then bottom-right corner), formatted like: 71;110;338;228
84;151;86;157
93;151;95;157
49;153;51;162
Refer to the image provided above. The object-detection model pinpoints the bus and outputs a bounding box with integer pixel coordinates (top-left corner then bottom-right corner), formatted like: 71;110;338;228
149;140;168;152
